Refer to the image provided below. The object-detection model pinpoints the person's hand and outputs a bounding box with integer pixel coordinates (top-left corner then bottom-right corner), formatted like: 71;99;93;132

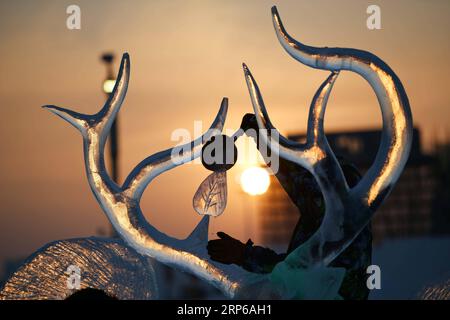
207;232;253;265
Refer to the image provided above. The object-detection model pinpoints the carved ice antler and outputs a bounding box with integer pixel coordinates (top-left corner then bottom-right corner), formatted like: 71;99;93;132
43;5;413;299
244;6;413;269
44;53;252;297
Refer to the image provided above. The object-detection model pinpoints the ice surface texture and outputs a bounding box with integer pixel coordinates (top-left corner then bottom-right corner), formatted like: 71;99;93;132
0;238;157;300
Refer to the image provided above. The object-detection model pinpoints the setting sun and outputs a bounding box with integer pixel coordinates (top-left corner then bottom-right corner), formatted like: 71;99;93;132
240;167;271;196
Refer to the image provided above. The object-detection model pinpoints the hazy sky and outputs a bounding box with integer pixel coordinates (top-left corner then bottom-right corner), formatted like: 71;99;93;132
0;0;449;271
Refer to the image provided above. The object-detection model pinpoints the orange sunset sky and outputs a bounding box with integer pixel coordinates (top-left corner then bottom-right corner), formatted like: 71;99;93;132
0;0;449;271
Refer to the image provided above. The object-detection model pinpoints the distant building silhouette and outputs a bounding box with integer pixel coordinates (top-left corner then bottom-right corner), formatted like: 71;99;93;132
258;128;444;245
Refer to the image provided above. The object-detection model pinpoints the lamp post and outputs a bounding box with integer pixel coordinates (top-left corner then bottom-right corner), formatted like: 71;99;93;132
101;53;119;184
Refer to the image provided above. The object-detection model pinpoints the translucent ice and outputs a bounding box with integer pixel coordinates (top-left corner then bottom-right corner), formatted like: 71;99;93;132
193;171;227;217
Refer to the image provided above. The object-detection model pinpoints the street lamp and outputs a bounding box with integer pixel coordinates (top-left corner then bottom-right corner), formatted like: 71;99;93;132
103;79;116;94
101;53;119;183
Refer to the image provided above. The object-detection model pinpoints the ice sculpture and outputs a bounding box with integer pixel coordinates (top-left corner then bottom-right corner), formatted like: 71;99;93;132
193;171;228;217
244;6;413;270
0;238;157;300
40;55;252;297
0;5;412;300
194;132;242;217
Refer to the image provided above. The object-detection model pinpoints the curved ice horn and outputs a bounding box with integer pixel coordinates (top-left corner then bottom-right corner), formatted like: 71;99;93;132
244;7;413;268
44;53;131;190
271;5;413;207
242;63;306;150
245;65;350;229
244;64;343;174
44;53;251;297
122;96;228;201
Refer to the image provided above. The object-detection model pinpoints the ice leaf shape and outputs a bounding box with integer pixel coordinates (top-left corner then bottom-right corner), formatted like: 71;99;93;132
193;171;227;217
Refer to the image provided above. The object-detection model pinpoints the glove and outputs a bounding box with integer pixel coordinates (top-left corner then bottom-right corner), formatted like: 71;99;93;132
207;232;253;266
